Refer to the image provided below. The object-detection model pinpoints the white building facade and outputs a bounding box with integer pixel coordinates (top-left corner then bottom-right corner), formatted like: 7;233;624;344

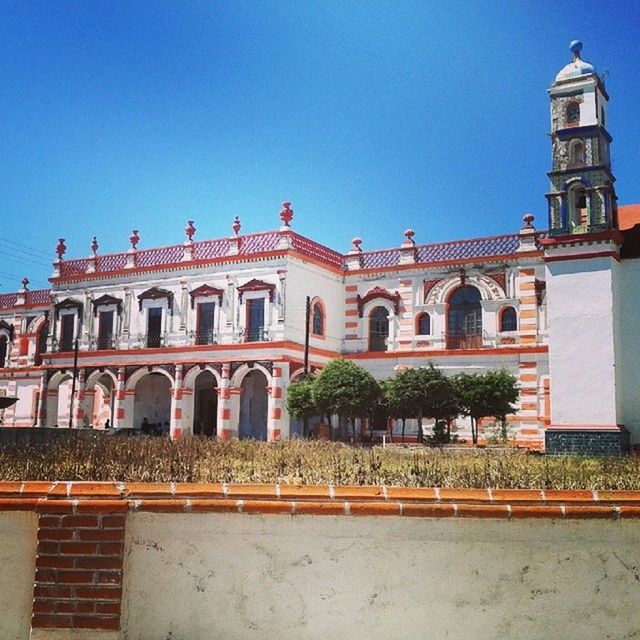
0;42;638;453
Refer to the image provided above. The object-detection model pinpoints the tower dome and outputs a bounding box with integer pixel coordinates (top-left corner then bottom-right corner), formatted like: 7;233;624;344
554;40;595;82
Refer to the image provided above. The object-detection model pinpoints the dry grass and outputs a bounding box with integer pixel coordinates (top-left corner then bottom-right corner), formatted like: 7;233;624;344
0;437;638;489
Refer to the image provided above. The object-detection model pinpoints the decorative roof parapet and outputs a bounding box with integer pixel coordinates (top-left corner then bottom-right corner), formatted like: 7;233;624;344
516;213;538;253
345;237;363;271
399;228;417;264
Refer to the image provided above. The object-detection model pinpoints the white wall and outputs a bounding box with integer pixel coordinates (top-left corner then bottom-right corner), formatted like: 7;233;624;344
615;258;640;441
122;512;640;640
546;257;618;425
284;260;344;352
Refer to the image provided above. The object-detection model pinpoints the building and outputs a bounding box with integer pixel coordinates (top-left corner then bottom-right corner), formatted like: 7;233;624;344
0;41;638;453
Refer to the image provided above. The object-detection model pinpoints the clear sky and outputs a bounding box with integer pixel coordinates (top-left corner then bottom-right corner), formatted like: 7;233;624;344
1;0;638;291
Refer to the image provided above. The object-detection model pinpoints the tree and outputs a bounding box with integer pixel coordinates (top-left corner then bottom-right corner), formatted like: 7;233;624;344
286;375;317;437
421;375;460;444
453;370;519;445
312;359;381;440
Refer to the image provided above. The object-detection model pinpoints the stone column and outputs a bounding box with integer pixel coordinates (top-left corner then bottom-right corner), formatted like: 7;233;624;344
267;363;287;442
170;365;184;440
217;363;232;439
37;373;48;427
517;266;538;345
72;369;86;428
113;367;126;429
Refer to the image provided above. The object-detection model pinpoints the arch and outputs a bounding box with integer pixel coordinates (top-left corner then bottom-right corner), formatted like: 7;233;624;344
44;371;74;427
183;364;222;390
446;285;483;349
566;101;580;124
191;370;218;437
499;306;518;332
125;366;174;391
416;312;431;336
83;371;116;428
230;362;273;389
34;319;49;366
239;369;269;440
132;372;172;433
369;306;389;352
85;368;118;390
566;180;589;229
0;335;7;368
427;274;505;306
311;297;325;337
569;139;585;165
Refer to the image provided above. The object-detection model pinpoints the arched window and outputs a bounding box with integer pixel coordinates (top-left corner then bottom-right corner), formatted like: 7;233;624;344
500;307;517;332
369;306;389;352
566;102;580;124
568;184;588;229
416;312;431;335
0;336;7;368
312;301;324;337
570;140;585;165
447;286;482;349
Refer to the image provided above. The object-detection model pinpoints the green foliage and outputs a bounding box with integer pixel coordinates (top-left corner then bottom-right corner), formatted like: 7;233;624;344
453;370;519;445
0;437;638;489
286;376;317;421
312;359;381;431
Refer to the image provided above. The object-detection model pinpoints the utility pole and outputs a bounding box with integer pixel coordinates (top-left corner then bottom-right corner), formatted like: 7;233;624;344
68;338;79;428
303;296;311;376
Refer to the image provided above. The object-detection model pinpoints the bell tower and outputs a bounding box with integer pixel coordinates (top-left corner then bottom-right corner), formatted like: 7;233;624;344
546;40;617;236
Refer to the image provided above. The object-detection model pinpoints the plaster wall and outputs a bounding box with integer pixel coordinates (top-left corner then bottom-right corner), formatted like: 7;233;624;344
283;260;344;353
122;511;640;640
615;257;640;441
545;257;617;425
0;511;37;640
4;378;38;426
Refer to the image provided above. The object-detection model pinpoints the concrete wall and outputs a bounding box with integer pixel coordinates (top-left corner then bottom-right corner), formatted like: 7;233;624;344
546;256;618;425
616;257;640;442
0;511;37;640
122;512;640;640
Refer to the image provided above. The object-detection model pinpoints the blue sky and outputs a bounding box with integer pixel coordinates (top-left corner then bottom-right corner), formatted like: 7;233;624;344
1;0;638;291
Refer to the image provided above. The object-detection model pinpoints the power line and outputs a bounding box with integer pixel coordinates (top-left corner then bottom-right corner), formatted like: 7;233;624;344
0;237;54;259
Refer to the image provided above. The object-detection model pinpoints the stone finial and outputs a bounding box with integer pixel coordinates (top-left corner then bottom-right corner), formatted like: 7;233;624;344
55;238;66;260
570;39;583;61
185;220;196;242
280;202;294;228
21;277;29;290
232;215;241;236
522;213;535;230
129;230;140;250
91;236;99;256
350;237;362;254
403;228;416;246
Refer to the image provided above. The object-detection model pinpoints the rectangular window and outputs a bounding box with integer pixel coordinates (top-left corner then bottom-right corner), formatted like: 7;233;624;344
60;315;75;352
196;302;216;345
147;307;162;348
246;298;265;342
97;311;114;350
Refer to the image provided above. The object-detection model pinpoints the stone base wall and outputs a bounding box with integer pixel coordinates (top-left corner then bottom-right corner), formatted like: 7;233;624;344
545;428;630;456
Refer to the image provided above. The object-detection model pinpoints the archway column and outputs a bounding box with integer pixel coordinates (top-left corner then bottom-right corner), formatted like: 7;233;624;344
113;367;126;429
170;365;184;440
217;363;232;439
73;369;86;427
37;373;47;427
267;362;289;441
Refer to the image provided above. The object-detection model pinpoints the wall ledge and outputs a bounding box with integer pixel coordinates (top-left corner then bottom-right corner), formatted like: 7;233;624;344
0;482;638;520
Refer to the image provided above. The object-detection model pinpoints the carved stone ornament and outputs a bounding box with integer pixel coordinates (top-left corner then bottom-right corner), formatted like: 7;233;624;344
357;287;401;317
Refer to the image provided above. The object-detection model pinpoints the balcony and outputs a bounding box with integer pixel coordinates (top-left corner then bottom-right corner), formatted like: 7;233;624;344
192;330;218;346
243;327;265;343
139;333;165;349
93;336;115;351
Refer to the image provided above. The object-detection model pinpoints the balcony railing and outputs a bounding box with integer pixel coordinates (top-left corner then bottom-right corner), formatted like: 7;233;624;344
192;330;217;346
140;333;165;349
243;327;265;343
94;336;115;351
